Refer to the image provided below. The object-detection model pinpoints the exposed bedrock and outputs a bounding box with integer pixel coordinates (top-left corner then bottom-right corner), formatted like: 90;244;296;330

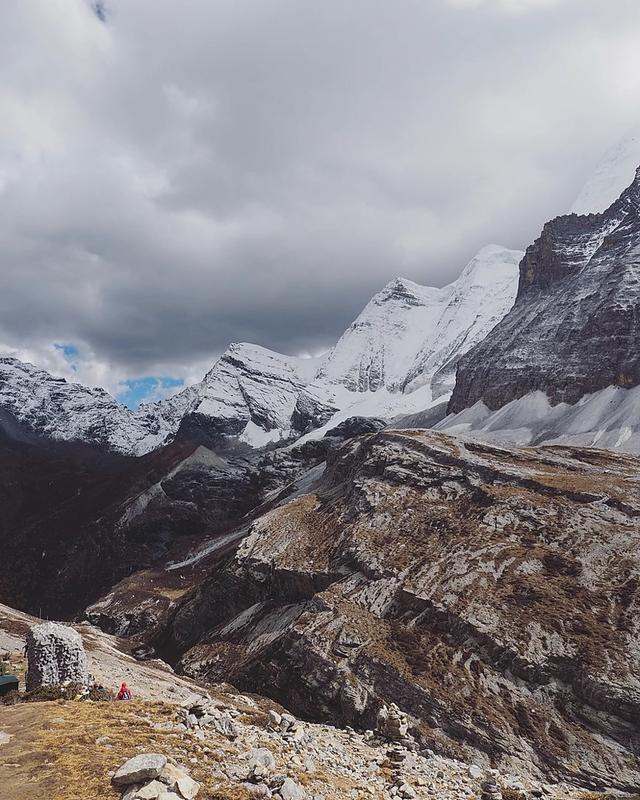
161;430;640;790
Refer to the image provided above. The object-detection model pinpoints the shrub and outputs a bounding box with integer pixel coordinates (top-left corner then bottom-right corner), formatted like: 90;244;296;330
88;685;116;701
23;682;86;702
0;689;20;706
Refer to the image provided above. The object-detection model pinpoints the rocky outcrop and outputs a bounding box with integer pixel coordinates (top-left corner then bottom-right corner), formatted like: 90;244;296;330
162;430;640;790
25;622;89;690
450;167;640;414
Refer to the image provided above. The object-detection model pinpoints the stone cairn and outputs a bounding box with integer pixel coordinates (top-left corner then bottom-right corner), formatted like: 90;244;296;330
377;702;413;746
376;703;418;798
25;622;89;691
480;777;503;800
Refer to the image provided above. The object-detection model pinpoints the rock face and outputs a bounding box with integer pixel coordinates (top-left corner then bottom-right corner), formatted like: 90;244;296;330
449;166;640;414
25;622;89;690
163;430;640;789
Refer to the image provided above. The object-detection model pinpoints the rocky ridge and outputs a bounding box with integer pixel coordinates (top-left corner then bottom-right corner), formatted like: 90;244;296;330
449;166;640;414
157;429;640;790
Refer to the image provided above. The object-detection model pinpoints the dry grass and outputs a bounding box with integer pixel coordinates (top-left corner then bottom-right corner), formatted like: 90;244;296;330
0;696;371;800
1;698;243;800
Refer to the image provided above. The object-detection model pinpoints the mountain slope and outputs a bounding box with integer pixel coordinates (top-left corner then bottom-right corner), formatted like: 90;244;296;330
449;166;640;415
436;384;640;453
159;429;640;790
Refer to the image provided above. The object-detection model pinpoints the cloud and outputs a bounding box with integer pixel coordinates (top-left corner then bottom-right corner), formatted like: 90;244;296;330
1;0;640;393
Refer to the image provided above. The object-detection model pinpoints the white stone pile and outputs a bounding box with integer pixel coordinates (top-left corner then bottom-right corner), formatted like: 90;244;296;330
177;693;238;740
112;753;200;800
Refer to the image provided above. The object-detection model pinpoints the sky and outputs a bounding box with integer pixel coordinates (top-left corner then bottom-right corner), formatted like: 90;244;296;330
1;0;640;407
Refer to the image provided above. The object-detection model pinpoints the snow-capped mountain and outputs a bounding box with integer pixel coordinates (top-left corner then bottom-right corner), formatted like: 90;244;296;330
0;357;172;455
450;165;640;416
442;153;640;454
293;244;522;438
0;246;522;455
150;343;320;449
571;126;640;214
402;245;521;398
317;245;521;399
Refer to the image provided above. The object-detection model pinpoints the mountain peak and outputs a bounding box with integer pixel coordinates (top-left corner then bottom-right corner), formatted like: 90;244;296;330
570;127;640;215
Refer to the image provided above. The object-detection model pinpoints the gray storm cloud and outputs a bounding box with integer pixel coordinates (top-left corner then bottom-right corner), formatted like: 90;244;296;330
1;0;640;393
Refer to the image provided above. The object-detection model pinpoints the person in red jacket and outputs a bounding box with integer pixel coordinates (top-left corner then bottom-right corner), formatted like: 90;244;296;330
116;682;132;700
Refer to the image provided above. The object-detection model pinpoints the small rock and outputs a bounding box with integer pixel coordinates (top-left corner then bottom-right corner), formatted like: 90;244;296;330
112;754;168;787
269;710;282;727
468;765;483;780
135;780;167;799
240;783;271;798
176;774;200;799
248;748;277;773
291;726;305;743
213;714;238;739
280;713;296;732
278;777;307;800
159;763;185;788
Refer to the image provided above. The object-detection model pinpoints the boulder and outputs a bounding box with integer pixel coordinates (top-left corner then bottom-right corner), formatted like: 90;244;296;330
176;774;200;800
278;777;307;800
135;780;167;799
112;754;168;787
25;622;89;691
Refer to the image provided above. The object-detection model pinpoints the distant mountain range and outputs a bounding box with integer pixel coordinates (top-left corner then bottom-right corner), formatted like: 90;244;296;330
0;244;522;454
1;130;640;457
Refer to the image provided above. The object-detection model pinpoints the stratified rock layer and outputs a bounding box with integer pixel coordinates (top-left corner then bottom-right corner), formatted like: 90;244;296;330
25;621;89;690
164;430;640;790
450;168;640;414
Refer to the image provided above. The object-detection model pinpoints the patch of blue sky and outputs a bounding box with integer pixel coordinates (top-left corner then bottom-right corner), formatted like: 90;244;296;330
117;376;184;409
54;342;80;371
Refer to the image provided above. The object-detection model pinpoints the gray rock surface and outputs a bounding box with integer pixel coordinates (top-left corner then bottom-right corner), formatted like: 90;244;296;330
25;622;89;690
450;166;640;413
166;429;640;790
112;753;168;786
